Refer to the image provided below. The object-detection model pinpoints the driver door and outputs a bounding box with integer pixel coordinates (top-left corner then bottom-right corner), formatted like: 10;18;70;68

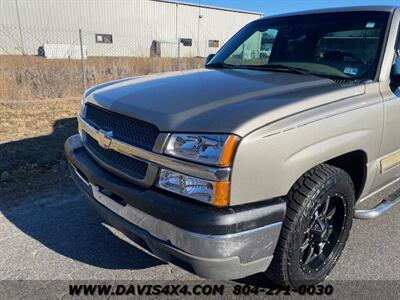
373;22;400;189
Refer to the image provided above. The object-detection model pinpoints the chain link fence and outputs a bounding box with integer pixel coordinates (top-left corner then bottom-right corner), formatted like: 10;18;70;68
0;0;263;100
0;25;205;100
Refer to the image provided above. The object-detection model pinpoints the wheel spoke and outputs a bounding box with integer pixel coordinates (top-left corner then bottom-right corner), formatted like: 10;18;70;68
317;242;324;255
323;196;331;214
326;226;334;239
326;206;337;220
316;217;326;231
300;237;310;252
304;245;317;265
309;211;318;227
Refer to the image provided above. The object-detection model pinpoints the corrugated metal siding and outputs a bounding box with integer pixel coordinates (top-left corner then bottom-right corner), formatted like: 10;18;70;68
0;0;262;57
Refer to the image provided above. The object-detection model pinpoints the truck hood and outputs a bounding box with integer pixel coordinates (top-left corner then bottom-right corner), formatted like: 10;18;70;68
85;69;365;136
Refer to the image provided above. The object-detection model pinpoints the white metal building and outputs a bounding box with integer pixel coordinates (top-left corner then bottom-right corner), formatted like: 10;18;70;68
0;0;262;57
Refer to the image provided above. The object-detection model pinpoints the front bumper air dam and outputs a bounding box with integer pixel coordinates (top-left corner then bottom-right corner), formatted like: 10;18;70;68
65;134;286;279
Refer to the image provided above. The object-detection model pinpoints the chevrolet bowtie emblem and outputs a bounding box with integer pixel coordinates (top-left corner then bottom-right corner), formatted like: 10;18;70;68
97;129;113;149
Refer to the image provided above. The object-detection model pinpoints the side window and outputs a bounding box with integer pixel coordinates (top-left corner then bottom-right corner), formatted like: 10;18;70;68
225;28;278;65
392;24;400;93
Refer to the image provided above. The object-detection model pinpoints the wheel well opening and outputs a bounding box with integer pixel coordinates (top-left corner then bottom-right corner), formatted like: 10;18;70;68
325;150;367;199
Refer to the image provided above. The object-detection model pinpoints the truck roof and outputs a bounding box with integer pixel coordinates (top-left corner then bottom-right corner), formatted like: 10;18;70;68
262;5;398;19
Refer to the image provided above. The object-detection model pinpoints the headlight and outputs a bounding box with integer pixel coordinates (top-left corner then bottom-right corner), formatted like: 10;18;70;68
157;169;230;206
165;134;240;166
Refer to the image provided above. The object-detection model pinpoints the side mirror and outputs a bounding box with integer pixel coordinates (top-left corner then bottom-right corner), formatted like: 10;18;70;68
205;54;215;65
391;55;400;87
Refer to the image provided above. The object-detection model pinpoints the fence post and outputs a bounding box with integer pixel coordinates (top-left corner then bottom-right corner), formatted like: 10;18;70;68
79;29;87;91
177;38;181;71
15;0;25;54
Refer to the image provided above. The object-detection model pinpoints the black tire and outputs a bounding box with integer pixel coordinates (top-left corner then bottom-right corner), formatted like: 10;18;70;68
266;164;355;288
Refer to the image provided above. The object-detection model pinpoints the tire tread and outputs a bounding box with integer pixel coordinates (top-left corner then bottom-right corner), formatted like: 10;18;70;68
266;163;354;287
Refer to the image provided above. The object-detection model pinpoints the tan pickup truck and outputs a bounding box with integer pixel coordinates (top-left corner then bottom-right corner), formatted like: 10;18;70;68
66;6;400;287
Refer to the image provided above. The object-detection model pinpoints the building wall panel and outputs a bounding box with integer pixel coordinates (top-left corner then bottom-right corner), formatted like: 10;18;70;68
0;0;262;57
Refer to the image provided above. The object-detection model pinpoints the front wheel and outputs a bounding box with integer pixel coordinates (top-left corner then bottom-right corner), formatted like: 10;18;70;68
267;164;355;288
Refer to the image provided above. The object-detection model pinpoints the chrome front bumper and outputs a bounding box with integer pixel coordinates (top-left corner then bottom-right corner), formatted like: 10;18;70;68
66;134;285;279
74;162;282;263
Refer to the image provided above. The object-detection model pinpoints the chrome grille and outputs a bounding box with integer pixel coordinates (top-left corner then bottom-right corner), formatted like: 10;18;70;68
85;133;148;180
85;104;159;151
83;104;160;181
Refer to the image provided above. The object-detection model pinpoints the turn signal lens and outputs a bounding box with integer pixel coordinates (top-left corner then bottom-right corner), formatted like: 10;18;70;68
214;181;230;207
219;135;240;167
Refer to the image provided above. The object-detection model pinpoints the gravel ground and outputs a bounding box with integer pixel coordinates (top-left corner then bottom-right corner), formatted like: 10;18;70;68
0;184;400;298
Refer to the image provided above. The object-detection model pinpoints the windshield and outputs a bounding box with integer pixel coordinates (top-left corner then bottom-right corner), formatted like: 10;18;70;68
208;11;390;80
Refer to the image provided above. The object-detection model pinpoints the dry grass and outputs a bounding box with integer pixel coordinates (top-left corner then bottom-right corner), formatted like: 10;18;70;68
0;98;80;200
0;55;204;100
0;55;204;200
0;98;80;143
